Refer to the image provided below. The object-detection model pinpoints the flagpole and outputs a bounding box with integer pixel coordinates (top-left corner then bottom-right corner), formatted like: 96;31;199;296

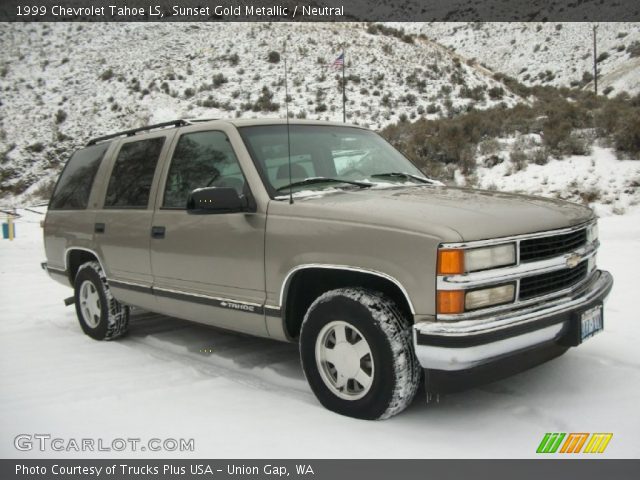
342;49;346;123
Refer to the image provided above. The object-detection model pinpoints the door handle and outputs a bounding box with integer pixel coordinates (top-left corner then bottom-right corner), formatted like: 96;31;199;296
151;226;166;239
94;223;105;234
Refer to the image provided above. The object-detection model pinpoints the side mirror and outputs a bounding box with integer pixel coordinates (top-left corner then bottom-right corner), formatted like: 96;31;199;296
187;187;247;214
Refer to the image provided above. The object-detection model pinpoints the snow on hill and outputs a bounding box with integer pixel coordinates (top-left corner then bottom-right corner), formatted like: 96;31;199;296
0;22;520;202
407;22;640;95
455;139;640;217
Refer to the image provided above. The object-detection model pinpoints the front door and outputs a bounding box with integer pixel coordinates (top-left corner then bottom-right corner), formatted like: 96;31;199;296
149;129;267;335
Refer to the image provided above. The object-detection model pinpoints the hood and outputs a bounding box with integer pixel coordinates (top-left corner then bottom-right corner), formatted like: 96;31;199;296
272;185;594;242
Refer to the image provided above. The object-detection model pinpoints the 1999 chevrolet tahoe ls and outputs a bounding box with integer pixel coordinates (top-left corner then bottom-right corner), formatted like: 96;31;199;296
42;119;613;419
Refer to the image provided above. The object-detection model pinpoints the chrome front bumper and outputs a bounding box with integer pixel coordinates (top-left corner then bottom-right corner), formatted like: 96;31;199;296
413;270;613;371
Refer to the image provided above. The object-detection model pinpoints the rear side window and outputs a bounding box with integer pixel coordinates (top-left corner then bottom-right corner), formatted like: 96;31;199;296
49;143;110;210
104;137;165;208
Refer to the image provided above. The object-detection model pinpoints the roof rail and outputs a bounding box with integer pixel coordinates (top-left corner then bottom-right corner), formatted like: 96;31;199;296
184;117;219;123
86;119;190;146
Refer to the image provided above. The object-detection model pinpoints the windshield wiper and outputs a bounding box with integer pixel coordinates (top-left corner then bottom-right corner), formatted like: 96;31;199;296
370;172;440;185
276;177;373;192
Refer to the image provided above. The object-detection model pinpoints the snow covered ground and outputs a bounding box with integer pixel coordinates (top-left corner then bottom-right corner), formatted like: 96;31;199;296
0;208;639;459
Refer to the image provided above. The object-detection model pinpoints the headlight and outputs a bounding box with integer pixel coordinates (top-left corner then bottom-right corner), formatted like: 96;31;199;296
464;243;516;272
587;222;599;243
465;284;515;310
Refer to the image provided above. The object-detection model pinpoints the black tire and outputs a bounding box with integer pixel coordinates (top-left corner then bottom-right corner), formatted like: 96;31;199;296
73;261;129;340
300;288;421;420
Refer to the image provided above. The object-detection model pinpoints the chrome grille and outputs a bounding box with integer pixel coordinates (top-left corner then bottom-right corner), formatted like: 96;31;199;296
520;228;587;262
519;262;588;300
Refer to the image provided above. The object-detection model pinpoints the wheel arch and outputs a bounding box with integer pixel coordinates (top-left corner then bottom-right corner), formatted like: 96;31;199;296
280;265;415;341
65;247;106;283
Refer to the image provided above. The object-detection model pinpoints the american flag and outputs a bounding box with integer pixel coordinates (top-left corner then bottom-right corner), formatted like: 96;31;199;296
332;53;344;69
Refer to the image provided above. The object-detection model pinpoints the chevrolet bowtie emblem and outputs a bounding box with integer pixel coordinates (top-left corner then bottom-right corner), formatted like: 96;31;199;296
566;253;581;269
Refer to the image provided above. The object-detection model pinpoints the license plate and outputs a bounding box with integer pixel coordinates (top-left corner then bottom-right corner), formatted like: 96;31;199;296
580;304;603;342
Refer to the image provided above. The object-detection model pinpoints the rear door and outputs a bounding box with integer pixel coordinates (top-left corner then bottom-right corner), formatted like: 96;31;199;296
149;127;268;335
93;133;174;308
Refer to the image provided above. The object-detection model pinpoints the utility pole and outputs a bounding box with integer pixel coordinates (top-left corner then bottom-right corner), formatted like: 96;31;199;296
342;49;346;123
593;25;598;95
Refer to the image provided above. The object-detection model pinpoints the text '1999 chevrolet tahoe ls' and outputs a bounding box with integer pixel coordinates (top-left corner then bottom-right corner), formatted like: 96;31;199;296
42;119;613;419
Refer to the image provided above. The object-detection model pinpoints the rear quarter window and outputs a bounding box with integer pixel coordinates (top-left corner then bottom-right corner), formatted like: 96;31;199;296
104;137;165;208
49;142;110;210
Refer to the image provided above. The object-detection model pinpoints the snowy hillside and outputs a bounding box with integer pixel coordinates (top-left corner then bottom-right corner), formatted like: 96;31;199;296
456;141;640;217
408;22;640;95
0;22;520;202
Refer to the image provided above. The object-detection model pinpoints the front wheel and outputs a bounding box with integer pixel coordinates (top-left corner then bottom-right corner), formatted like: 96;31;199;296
300;288;421;420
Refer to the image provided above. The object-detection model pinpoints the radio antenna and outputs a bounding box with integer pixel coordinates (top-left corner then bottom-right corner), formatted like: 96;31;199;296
284;57;293;205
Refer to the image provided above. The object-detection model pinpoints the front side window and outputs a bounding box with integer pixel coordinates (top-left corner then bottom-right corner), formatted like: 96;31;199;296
104;137;165;208
49;143;110;210
163;131;246;208
239;125;426;197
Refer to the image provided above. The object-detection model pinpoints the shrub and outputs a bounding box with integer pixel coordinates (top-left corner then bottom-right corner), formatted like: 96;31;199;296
460;85;486;101
488;86;504;100
426;103;440;114
580;188;602;204
253;86;279;112
228;53;239;66
531;147;549;165
542;114;573;152
27;142;45;153
478;138;500;156
99;69;114;81
212;73;227;87
200;98;220;108
509;137;529;171
628;41;640;58
32;179;56;199
596;52;609;63
404;93;417;106
402;34;414;44
267;51;280;63
558;133;590;156
55;109;67;124
183;88;196;98
613;112;640;155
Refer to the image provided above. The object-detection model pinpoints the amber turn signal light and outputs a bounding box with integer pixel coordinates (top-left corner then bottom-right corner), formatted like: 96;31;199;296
437;249;464;275
437;290;465;314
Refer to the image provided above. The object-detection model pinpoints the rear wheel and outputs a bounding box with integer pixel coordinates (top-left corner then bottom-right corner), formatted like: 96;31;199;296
300;288;421;419
73;261;129;340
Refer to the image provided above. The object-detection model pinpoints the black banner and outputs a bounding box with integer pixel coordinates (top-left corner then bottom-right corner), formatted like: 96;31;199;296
0;0;639;22
3;459;640;480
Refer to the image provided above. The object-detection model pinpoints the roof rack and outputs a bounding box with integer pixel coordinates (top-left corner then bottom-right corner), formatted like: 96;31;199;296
86;119;190;146
184;117;219;123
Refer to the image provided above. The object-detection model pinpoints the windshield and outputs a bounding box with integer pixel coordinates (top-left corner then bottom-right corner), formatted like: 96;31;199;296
238;125;428;197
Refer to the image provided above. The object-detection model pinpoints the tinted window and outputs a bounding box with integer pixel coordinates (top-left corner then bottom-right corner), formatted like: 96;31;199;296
163;131;245;208
49;143;110;210
105;137;165;208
